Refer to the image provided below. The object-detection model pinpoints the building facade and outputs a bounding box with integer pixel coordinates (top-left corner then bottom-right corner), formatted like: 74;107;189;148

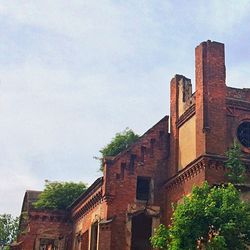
12;40;250;250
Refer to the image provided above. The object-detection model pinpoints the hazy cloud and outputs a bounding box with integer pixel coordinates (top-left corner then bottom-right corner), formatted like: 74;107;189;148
0;1;249;215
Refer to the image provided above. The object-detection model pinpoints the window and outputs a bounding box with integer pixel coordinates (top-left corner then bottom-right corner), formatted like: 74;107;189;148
90;222;98;250
237;121;250;148
39;238;57;250
82;230;89;250
129;154;136;174
136;177;151;201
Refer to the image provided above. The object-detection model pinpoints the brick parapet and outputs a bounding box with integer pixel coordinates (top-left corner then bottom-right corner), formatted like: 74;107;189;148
101;115;169;249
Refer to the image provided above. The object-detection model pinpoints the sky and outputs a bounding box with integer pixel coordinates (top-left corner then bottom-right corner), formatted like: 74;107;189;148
0;0;250;216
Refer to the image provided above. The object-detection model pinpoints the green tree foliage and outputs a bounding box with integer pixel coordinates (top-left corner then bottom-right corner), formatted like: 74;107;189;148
0;214;19;250
98;128;139;171
151;182;250;250
33;181;87;210
225;140;246;184
150;224;169;249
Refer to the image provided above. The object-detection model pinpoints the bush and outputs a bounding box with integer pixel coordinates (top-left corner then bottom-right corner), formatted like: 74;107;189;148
97;128;139;171
33;181;87;210
151;182;250;250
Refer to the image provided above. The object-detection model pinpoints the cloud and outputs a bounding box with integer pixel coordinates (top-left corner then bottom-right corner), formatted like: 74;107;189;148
0;155;40;216
227;62;250;88
0;0;250;216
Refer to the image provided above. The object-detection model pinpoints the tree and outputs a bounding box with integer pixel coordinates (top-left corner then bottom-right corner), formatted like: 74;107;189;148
33;181;87;210
0;214;19;250
97;128;139;171
150;224;169;249
225;140;246;184
151;182;250;250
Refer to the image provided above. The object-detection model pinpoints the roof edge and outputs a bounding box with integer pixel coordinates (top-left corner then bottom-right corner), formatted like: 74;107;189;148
68;177;103;210
104;115;169;164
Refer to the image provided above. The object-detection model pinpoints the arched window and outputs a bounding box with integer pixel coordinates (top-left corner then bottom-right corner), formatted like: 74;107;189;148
237;121;250;148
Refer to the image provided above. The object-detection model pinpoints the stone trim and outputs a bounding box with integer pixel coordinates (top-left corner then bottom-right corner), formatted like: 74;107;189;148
176;104;195;128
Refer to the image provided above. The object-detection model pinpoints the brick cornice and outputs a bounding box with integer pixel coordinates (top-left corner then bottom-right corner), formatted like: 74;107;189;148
29;210;70;223
164;154;227;190
226;98;250;111
72;190;103;221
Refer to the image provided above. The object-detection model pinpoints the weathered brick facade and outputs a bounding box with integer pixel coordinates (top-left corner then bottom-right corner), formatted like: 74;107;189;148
13;40;250;250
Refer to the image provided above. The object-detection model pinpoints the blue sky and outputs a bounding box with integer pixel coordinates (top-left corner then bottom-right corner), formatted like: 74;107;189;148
0;0;250;216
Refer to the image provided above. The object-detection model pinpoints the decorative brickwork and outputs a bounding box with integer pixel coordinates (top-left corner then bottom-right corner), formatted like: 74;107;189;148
13;40;250;250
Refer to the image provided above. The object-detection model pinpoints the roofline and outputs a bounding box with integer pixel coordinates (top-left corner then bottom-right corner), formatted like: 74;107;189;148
104;115;169;163
20;190;42;213
227;86;250;91
68;177;103;210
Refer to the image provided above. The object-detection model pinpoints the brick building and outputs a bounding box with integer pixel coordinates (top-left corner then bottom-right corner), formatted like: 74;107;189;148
12;40;250;250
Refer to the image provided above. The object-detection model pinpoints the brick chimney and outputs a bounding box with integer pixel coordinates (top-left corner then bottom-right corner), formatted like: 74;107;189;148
195;40;227;157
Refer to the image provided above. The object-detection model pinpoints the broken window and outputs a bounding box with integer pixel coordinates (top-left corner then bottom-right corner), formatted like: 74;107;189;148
136;177;151;201
131;213;152;250
39;238;58;250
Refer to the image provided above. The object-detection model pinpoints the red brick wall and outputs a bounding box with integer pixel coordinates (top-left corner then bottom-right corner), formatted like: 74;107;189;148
102;116;169;249
14;40;250;250
17;210;71;250
70;184;108;250
164;166;205;224
195;40;227;157
170;75;180;178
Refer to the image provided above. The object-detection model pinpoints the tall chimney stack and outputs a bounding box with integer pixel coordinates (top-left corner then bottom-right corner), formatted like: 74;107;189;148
195;40;227;157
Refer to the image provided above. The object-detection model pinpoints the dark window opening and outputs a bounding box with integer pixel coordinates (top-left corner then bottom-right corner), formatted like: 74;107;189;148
129;154;136;174
237;121;250;148
131;213;152;250
141;146;146;162
90;222;98;250
39;238;58;250
150;139;156;157
159;131;164;148
82;230;89;250
121;163;126;179
136;177;150;201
